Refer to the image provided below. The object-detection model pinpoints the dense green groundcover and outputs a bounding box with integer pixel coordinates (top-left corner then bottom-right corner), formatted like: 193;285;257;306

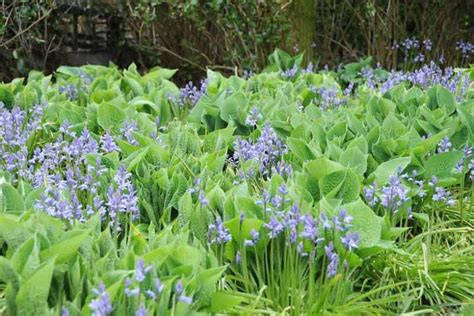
0;51;473;315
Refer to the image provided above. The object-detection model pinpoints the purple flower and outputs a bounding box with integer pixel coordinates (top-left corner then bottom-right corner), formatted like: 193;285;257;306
59;84;78;100
263;216;284;239
120;121;139;146
423;39;433;51
297;241;308;257
235;251;241;264
61;307;70;316
100;130;119;153
280;64;299;79
432;187;455;206
175;280;193;304
198;191;209;207
278;184;289;196
208;216;232;244
320;213;331;229
299;214;318;242
89;283;113;316
340;232;359;251
325;243;338;278
124;278;140;297
135;259;152;282
244;229;260;247
437;136;452;153
176;80;207;106
380;174;409;213
136;304;146;316
245;107;262;127
155;278;164;294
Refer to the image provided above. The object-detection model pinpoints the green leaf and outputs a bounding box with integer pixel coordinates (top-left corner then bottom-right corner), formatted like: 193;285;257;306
11;237;40;277
16;260;55;316
40;230;89;264
319;169;360;203
424;150;463;179
210;292;245;313
339;147;368;175
370;157;411;185
342;199;382;250
412;130;450;156
97;102;126;130
220;92;247;123
0;215;30;249
287;137;316;161
1;183;25;214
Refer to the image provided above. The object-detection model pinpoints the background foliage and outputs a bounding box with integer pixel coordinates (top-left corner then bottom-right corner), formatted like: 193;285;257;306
1;0;473;82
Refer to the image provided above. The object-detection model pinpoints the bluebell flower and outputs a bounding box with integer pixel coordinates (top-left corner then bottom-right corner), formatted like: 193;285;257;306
136;304;146;316
340;232;359;251
245;107;262;127
155;278;164;294
175;280;193;304
208;216;232;244
380;174;409;213
100;130;119;153
135;259;152;282
263;216;284;239
89;283;113;316
244;229;260;247
124;277;140;297
437;136;452;153
324;243;338;278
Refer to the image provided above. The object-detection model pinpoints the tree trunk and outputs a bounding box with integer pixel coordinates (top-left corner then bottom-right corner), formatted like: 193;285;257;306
286;0;316;64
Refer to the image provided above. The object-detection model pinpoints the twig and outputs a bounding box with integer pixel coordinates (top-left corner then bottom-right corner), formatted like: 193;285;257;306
1;6;54;47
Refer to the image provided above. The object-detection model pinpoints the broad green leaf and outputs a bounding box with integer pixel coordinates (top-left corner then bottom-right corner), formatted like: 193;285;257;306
424;150;463;179
370;157;411;185
97;102;125;130
0;215;30;249
1;183;24;214
16;260;55;315
210;292;245;313
11;237;40;277
287;137;316;161
40;230;89;264
319;169;360;203
342;199;382;249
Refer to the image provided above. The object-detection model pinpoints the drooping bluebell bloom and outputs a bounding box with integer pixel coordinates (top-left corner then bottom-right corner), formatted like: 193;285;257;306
245;107;263;127
324;243;339;278
89;283;113;316
437;136;452;153
135;259;152;283
208;216;232;244
100;130;119;153
175;280;193;304
135;304;146;316
244;229;260;247
263;216;284;239
380;174;409;214
340;232;359;251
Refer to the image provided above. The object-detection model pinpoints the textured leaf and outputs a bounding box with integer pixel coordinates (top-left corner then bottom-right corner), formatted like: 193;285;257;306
424;150;463;179
1;183;24;214
16;260;55;316
97;102;126;130
370;157;411;185
287;137;316;161
342;199;382;249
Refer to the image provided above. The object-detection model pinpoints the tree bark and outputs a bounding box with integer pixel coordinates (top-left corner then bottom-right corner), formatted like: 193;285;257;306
286;0;316;64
